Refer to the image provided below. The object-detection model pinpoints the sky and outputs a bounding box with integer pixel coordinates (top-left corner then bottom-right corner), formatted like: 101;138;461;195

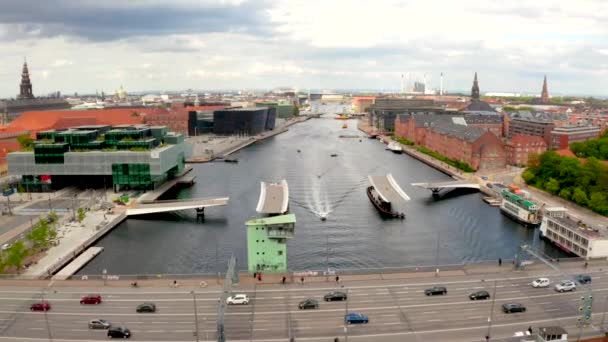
0;0;607;98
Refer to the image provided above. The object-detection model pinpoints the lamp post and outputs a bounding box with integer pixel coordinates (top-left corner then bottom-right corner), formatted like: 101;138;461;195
486;280;498;340
41;291;53;342
102;269;107;286
191;291;200;342
434;231;441;277
344;288;349;342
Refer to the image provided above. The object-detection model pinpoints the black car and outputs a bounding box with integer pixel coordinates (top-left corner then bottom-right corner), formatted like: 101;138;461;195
324;291;348;301
108;326;131;339
136;303;156;313
575;274;592;284
502;303;526;313
298;298;319;310
425;286;447;296
469;290;490;300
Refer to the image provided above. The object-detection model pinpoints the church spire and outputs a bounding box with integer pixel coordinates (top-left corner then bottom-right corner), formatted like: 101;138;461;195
471;72;480;101
540;75;549;104
17;59;34;100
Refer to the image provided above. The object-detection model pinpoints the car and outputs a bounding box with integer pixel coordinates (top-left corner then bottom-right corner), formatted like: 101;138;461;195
344;312;369;324
555;280;576;292
226;294;249;305
324;291;348;301
425;286;447;296
481;176;488;180
107;326;131;339
531;278;550;288
469;290;490;300
298;298;319;310
30;302;51;311
135;303;156;313
574;274;592;284
502;303;526;313
88;319;111;329
80;294;102;304
1;243;10;251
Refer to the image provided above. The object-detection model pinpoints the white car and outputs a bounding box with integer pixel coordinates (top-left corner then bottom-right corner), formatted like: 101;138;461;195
555;280;576;292
531;278;550;288
226;294;249;305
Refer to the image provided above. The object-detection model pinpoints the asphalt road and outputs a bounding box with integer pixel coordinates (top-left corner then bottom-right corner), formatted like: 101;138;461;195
0;271;607;341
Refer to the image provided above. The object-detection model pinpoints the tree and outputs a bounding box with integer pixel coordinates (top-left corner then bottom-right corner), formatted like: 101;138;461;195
26;219;52;250
6;241;28;272
47;211;59;225
589;192;608;215
545;178;560;194
572;187;589;206
293;106;300;117
522;170;535;184
558;188;571;200
77;208;86;223
16;134;33;150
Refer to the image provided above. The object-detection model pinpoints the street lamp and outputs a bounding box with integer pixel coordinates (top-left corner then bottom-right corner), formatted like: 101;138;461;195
485;280;498;340
191;291;200;342
102;269;107;286
344;288;349;342
41;290;53;342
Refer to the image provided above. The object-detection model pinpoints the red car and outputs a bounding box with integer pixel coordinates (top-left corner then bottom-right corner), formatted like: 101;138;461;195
30;302;51;311
80;294;102;305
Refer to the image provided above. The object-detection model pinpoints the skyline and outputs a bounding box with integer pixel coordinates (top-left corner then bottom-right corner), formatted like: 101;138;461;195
1;0;607;98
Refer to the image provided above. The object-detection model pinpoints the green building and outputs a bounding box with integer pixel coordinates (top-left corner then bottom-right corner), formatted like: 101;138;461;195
7;124;191;191
255;101;295;119
246;213;296;273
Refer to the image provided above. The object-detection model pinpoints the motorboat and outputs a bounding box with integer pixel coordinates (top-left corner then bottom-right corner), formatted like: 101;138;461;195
386;142;403;154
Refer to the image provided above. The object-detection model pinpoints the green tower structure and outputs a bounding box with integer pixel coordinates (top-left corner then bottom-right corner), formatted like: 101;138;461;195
246;213;296;273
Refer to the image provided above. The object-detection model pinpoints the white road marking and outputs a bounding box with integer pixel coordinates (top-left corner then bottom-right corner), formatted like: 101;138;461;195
545;308;561;312
422;311;437;314
467;316;482;319
28;328;44;330
427;319;442;322
383;322;402;325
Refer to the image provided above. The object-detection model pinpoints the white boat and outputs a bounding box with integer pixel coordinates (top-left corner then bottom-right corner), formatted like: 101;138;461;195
500;190;540;227
386;142;403;154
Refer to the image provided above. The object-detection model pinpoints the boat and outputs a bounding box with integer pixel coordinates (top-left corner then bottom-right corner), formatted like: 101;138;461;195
342;123;348;129
386;142;403;154
335;114;350;120
330;153;338;157
224;158;239;163
366;186;404;219
483;197;501;207
499;190;541;227
297;149;301;153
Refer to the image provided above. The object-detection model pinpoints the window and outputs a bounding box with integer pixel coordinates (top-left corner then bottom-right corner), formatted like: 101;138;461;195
278;250;283;256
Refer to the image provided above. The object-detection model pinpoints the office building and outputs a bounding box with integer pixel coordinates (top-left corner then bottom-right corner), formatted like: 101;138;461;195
213;108;275;135
550;125;601;149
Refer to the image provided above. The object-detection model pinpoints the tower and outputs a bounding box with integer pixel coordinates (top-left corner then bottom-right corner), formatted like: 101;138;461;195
246;214;296;273
17;60;34;100
471;72;480;101
540;75;549;104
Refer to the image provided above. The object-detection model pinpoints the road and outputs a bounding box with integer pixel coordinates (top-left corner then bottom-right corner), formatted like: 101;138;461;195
1;268;607;341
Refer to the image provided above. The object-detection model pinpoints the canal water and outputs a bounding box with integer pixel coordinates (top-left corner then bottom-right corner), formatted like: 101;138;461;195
79;104;564;275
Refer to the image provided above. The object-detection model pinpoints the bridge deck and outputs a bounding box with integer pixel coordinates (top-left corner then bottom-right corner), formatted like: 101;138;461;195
411;180;480;190
368;174;410;204
256;180;289;214
126;197;229;216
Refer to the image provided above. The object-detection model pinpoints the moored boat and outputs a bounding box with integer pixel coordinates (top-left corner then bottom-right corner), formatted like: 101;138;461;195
386;142;403;154
499;190;540;227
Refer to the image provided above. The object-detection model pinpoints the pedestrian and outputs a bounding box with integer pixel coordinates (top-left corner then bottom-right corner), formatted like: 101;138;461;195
172;280;178;288
527;326;532;334
335;275;340;284
300;276;304;285
282;276;286;285
253;272;257;279
257;273;262;281
584;262;588;269
498;258;502;266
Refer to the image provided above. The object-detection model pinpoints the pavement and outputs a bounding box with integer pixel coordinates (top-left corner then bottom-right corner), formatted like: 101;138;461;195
1;261;608;341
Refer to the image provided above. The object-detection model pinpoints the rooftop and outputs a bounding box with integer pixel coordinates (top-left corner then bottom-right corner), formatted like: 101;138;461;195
548;214;606;239
464;100;496;112
429;120;486;143
245;213;297;226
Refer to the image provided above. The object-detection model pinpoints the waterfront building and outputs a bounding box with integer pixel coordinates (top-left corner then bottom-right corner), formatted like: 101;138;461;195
7;124;191;191
500;189;541;226
255;101;295;119
246;213;296;273
352;96;376;113
213;108;276;135
507;112;556;147
550;125;601;149
504;135;547;167
369;98;443;132
540;207;608;259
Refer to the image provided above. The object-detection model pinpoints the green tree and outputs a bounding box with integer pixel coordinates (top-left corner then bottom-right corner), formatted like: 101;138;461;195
522;169;535;183
48;211;59;225
77;208;86;223
293;106;300;117
6;241;28;272
589;192;608;215
26;219;51;250
545;178;560;194
0;251;6;273
572;187;589;206
16;134;33;150
558;188;571;200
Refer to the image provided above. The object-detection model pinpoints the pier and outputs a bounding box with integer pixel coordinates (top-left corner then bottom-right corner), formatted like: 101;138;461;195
51;247;104;280
256;179;289;215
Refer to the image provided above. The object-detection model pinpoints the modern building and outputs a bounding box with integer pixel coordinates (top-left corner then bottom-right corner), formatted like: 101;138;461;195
246;213;296;273
507;112;556;147
255;101;295;119
550;125;601;149
540;207;608;259
369;98;444;132
504;135;547;166
213;108;275;135
7;124;191;191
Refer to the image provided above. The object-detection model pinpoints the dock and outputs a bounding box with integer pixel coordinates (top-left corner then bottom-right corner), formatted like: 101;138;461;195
51;247;104;280
256;179;289;215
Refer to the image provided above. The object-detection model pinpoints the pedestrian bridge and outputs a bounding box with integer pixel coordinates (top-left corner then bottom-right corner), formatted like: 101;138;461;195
411;180;480;196
369;174;411;203
126;197;229;216
256;179;289;215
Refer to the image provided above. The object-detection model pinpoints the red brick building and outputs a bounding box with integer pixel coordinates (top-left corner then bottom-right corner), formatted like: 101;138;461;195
463;113;503;137
550;125;601;149
569;113;608;133
504;135;547;167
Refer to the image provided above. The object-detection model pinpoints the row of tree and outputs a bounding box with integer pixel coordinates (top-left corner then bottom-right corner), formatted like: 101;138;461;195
0;212;59;273
570;130;608;160
523;151;608;215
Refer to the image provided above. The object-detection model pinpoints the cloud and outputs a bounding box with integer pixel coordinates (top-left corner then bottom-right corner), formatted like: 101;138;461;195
51;59;73;67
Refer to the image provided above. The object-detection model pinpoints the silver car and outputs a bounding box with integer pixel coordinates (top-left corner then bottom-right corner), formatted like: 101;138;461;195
555;280;576;292
88;319;111;329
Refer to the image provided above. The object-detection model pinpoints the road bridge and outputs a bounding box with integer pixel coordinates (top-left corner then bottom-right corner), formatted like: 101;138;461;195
126;197;229;216
412;180;480;197
256;179;289;215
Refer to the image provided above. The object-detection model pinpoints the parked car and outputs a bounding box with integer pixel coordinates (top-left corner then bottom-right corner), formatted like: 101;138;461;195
30;302;51;311
226;294;249;305
80;294;102;304
107;326;131;339
469;290;490;300
574;274;592;285
298;298;319;310
135;303;156;313
555;281;576;292
425;286;447;296
324;291;348;301
502;303;526;313
88;319;111;329
344;312;369;324
531;278;550;288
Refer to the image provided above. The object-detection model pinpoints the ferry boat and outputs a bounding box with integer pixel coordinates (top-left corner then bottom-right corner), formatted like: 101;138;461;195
500;190;541;227
366;186;404;219
386;142;403;154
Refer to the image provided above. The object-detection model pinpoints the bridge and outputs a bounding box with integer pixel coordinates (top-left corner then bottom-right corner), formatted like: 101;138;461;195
369;174;411;204
126;197;229;216
256;179;289;215
411;180;480;197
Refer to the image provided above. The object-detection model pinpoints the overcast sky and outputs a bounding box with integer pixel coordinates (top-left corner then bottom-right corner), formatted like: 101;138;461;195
1;0;607;98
